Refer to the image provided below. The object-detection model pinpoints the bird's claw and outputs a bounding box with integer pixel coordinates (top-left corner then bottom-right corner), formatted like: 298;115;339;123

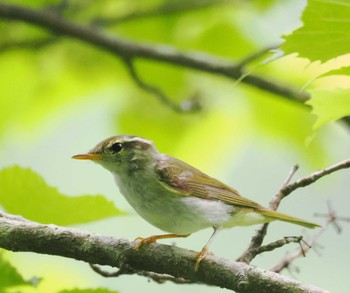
134;233;190;250
194;247;209;271
134;236;157;250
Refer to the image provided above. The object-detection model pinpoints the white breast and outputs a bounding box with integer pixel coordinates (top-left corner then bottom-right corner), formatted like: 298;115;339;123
181;196;234;227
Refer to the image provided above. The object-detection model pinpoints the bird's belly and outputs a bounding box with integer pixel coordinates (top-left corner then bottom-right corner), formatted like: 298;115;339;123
113;173;232;234
223;209;267;228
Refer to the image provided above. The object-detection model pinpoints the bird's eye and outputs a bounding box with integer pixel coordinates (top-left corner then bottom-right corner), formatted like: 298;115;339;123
109;142;123;153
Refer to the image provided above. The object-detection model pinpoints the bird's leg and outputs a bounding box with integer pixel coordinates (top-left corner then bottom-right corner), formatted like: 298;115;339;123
135;233;190;250
194;227;221;271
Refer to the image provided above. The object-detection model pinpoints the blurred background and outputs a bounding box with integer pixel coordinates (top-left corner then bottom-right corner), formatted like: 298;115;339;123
0;0;349;292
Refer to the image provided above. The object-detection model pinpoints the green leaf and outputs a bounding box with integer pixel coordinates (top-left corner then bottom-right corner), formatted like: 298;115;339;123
0;255;31;289
317;66;350;78
0;166;124;225
307;89;350;129
58;289;119;293
282;0;350;63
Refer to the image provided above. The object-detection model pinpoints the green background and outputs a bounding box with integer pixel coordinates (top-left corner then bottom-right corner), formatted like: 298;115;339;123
1;0;350;292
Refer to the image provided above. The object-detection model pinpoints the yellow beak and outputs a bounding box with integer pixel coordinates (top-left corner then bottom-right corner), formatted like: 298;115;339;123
71;153;101;160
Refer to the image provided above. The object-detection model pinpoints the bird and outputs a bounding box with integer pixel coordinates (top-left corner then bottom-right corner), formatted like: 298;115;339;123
72;134;320;270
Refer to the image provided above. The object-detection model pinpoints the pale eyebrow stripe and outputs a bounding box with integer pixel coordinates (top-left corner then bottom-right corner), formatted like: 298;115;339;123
128;137;151;144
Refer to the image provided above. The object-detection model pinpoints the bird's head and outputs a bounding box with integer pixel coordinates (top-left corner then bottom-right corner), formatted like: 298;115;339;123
72;135;159;173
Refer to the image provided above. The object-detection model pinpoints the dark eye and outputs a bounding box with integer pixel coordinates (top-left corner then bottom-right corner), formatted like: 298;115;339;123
110;142;123;153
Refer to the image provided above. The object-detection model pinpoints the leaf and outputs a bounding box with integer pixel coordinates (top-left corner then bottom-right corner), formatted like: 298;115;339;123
0;166;124;225
281;0;350;63
307;89;350;129
0;255;31;289
58;289;119;293
317;66;350;78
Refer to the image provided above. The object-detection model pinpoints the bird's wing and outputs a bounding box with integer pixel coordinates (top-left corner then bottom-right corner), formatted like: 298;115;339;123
157;155;262;210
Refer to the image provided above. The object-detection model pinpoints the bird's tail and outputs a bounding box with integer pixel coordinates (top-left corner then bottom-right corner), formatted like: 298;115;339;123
260;209;321;229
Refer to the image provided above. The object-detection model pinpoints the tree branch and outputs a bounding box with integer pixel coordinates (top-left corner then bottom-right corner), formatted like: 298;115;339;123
237;164;300;263
2;3;350;128
271;202;350;273
237;159;350;264
247;236;307;259
269;164;300;211
0;3;310;105
90;263;196;284
0;213;327;293
278;159;350;199
122;57;201;112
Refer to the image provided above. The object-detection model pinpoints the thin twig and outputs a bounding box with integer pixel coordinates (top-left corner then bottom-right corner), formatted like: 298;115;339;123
271;221;323;271
244;236;307;260
90;262;195;284
280;159;350;199
123;58;201;112
90;263;133;277
269;164;299;211
237;160;350;264
136;271;196;285
237;45;278;68
237;164;300;263
271;203;350;273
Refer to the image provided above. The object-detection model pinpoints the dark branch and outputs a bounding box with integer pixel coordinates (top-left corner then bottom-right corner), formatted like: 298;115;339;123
135;271;196;285
90;263;134;277
279;159;350;199
269;164;299;210
0;213;327;293
271;210;343;273
123;58;201;112
1;3;350;128
89;262;196;284
237;165;300;263
236;45;279;68
247;236;306;260
271;202;350;273
237;159;350;264
0;3;310;105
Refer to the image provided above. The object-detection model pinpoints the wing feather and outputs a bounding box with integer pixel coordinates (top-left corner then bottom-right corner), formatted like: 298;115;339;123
157;155;263;210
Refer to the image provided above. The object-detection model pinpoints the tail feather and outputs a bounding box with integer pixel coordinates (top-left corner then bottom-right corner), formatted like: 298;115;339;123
260;209;321;229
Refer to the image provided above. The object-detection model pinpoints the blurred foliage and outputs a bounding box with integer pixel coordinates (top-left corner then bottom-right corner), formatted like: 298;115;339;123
0;0;349;292
282;0;350;63
0;44;126;136
318;66;350;79
0;254;32;290
0;166;124;225
308;89;350;129
0;0;347;150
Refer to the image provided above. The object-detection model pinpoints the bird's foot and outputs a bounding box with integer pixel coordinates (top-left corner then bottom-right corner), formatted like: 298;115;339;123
194;246;212;271
193;227;220;271
134;233;190;250
134;236;158;250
